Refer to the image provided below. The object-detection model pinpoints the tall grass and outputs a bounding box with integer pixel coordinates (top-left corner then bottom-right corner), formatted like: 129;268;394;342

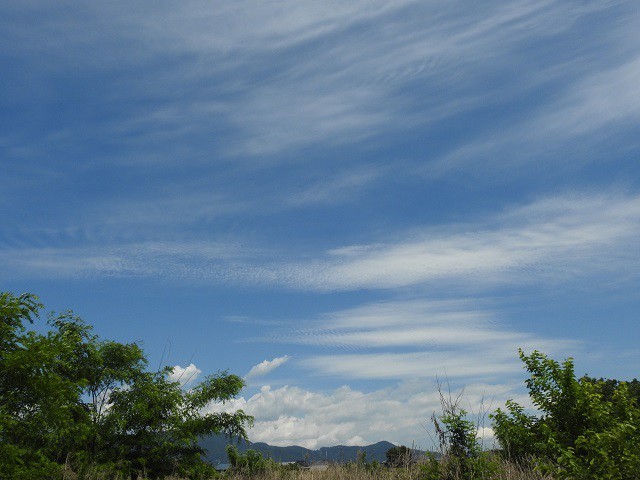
63;457;552;480
223;459;550;480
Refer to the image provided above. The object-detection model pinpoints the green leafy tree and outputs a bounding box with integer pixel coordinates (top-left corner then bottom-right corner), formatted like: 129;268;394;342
0;292;252;479
102;369;252;478
491;349;640;479
385;445;413;467
1;294;89;478
581;376;640;404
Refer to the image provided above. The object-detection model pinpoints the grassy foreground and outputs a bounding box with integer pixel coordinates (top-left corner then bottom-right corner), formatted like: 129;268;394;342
61;458;552;480
225;461;551;480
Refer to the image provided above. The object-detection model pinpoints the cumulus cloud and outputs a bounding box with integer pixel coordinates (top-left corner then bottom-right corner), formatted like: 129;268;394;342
168;363;202;387
208;381;525;449
245;355;291;381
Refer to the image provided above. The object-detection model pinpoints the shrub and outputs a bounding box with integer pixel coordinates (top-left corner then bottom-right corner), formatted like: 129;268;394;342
385;445;413;468
226;445;279;476
491;349;640;479
423;381;502;480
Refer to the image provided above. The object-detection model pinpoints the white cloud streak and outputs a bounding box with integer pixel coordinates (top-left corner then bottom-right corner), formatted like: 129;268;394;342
273;192;640;291
286;167;385;207
541;55;640;136
300;350;529;381
266;298;576;381
211;299;557;450
429;52;640;177
245;355;291;381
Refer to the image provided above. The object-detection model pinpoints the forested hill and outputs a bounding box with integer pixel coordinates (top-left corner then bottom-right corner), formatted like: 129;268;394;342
198;436;416;463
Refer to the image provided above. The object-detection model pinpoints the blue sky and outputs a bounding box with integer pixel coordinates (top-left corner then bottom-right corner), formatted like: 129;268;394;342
2;0;640;449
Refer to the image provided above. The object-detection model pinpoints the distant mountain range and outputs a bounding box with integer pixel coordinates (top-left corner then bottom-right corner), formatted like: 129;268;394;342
198;435;423;464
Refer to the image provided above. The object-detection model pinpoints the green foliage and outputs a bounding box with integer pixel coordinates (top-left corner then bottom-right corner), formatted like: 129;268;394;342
1;294;85;478
491;349;640;479
435;407;479;459
385;445;413;468
581;375;640;404
424;383;503;480
355;449;367;466
0;291;252;479
226;444;275;476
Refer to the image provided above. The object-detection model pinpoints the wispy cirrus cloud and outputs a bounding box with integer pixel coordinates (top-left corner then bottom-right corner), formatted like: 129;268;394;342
541;54;640;137
230;296;576;448
2;191;640;292
285;167;385;208
215;0;625;158
272;192;640;291
2;0;639;453
0;240;249;281
428;52;640;178
301;350;537;381
1;0;626;168
265;298;576;381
